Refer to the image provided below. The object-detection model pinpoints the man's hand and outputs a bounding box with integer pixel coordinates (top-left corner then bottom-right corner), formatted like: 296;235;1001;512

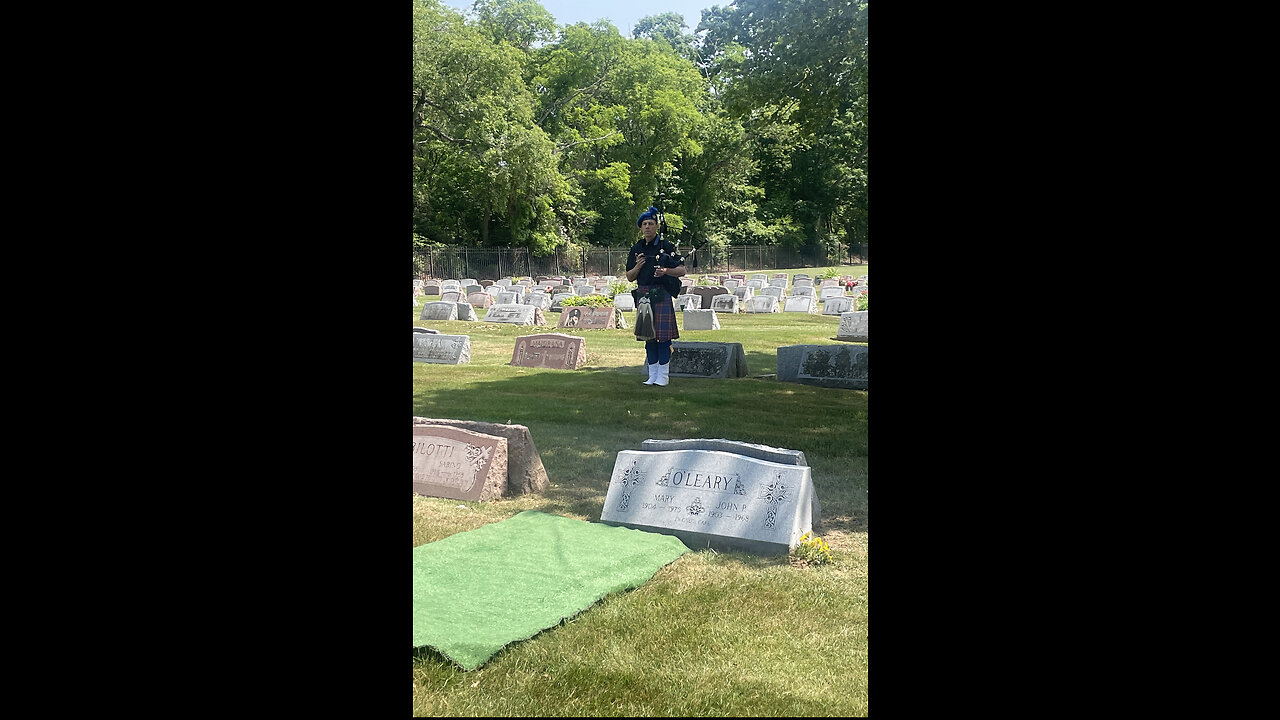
653;266;667;277
634;253;647;267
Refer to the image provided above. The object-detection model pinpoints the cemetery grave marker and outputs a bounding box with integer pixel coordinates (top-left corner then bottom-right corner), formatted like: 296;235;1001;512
760;286;786;301
745;296;780;313
414;416;549;495
613;293;636;312
777;344;868;390
600;449;818;555
822;296;855;315
558;305;618;329
674;294;702;311
549;293;573;312
682;309;721;330
710;294;740;313
412;425;507;501
640;438;822;527
413;332;471;365
420;301;458;321
440;290;464;303
510;333;587;370
484;304;546;326
784;296;817;314
523;292;552;310
837;311;869;342
469;292;495;308
455;303;478;321
669;341;748;378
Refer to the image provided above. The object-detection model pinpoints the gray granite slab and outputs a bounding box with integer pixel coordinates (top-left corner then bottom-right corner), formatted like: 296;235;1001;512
822;296;854;315
710;294;739;313
745;296;779;313
640;438;821;527
669;341;748;378
419;301;458;321
413;333;471;364
484;304;545;325
600;449;816;555
777;344;868;390
681;309;720;330
783;296;816;313
837;311;869;341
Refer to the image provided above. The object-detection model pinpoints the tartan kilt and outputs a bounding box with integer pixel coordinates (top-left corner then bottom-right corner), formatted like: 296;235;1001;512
638;285;680;342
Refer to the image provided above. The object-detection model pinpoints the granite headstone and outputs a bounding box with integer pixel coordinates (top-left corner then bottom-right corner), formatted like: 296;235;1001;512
412;425;507;501
600;449;817;555
669;341;748;378
777;344;868;390
510;333;587;370
682;309;720;330
412;333;471;364
484;304;545;326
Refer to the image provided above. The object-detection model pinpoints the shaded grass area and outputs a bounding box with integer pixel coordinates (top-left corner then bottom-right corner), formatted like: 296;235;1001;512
411;267;868;716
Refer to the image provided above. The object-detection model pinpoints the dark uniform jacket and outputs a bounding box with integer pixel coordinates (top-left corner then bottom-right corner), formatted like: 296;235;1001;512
626;235;684;298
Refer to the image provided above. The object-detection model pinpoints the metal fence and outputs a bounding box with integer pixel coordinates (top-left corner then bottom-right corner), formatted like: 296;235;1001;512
414;243;867;280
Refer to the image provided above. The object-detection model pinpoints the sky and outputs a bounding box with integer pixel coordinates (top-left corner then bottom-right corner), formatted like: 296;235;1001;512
440;0;719;38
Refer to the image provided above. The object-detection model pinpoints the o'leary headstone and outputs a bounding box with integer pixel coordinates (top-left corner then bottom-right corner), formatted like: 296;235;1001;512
484;304;545;326
412;333;471;364
670;341;748;378
600;449;817;555
837;311;869;342
510;333;587;370
777;344;868;390
641;438;821;528
412;425;507;501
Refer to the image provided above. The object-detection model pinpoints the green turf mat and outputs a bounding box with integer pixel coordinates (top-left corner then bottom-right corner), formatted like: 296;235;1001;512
412;510;690;670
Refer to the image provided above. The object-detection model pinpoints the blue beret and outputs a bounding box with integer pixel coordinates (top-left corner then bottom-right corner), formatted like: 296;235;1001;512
637;206;659;227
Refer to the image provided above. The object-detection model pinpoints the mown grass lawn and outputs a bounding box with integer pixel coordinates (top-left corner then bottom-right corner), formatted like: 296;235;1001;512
412;265;868;717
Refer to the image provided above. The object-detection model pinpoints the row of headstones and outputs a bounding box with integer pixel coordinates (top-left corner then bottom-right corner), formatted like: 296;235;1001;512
414;417;819;555
414;329;868;387
417;273;866;298
417;276;621;296
420;302;632;329
420;294;860;326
